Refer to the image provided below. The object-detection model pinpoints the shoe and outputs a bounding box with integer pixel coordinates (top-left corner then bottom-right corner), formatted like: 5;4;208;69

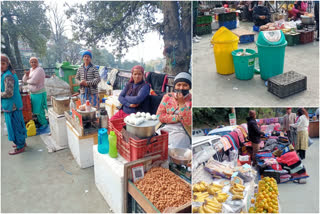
12;143;27;148
316;38;319;41
193;38;200;43
38;125;48;130
195;35;202;40
9;147;25;155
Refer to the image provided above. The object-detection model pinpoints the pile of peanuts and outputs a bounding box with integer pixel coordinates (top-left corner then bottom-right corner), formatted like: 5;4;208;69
135;167;191;212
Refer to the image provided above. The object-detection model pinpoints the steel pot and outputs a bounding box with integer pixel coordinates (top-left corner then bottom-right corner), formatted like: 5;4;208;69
301;16;315;25
125;119;159;138
77;107;96;121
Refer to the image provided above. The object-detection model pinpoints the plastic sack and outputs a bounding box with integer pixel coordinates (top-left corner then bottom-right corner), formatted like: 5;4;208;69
193;146;216;167
45;76;71;100
229;150;238;167
99;66;109;81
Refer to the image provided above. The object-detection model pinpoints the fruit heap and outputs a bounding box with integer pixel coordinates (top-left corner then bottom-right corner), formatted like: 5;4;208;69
192;181;229;213
249;177;279;213
229;183;245;200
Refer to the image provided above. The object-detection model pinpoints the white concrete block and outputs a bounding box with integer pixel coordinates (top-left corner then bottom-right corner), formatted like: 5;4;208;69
66;121;95;168
93;145;128;213
48;108;68;148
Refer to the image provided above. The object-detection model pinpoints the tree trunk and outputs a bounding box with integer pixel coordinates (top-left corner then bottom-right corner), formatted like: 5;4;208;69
1;30;18;68
161;1;191;76
7;16;24;69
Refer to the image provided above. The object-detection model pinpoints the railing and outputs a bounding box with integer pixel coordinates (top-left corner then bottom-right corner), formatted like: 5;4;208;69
15;66;175;93
106;67;175;92
15;67;56;79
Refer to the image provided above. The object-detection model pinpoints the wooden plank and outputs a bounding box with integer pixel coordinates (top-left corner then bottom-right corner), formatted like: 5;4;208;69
128;181;160;213
124;154;191;213
69;75;79;94
232;28;255;36
123;155;161;212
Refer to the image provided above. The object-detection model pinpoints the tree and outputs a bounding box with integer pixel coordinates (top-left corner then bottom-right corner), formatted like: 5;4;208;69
65;1;191;76
1;1;51;69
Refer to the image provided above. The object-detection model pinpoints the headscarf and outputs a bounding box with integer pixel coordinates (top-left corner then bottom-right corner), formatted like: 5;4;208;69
1;54;15;73
129;65;145;83
29;57;39;63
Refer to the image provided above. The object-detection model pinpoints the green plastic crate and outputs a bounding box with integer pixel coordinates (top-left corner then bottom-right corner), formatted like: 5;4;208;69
196;15;213;25
195;23;212;35
55;61;81;92
284;33;300;46
218;12;237;22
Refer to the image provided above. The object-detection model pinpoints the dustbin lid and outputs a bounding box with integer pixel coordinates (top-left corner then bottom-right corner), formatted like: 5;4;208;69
257;30;286;46
211;26;239;44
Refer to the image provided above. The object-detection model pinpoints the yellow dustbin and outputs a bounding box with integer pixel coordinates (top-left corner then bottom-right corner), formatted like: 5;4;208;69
211;27;239;75
26;120;36;137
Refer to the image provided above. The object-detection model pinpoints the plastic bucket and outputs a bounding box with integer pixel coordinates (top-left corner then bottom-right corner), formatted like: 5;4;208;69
211;27;239;75
256;41;287;80
232;49;257;80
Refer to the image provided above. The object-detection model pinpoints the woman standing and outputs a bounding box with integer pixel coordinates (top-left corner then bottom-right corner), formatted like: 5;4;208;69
291;108;309;160
75;50;101;109
1;55;27;155
156;72;192;149
110;65;150;121
22;57;48;129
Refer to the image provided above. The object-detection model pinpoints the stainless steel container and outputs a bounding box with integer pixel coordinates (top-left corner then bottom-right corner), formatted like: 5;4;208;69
100;109;109;129
125;119;159;138
77;107;97;121
301;16;315;25
169;148;192;166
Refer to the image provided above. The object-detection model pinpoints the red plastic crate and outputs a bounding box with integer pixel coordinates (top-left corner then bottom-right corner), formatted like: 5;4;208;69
299;30;314;44
109;119;169;162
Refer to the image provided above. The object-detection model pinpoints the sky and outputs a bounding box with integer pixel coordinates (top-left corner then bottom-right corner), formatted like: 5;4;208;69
44;0;164;62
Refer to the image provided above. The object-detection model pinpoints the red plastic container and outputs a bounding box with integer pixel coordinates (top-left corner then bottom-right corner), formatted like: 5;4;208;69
109;119;169;162
299;30;314;44
21;93;32;122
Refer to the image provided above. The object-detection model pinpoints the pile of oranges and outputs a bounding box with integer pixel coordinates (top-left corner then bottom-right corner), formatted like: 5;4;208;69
249;177;279;213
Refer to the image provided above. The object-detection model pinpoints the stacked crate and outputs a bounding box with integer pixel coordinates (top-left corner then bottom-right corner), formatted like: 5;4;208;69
196;15;213;35
218;12;237;30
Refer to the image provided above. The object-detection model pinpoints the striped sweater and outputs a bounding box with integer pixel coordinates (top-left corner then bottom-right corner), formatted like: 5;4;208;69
75;63;101;95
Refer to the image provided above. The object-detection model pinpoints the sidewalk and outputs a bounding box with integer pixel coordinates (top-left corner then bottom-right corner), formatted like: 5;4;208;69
1;115;111;212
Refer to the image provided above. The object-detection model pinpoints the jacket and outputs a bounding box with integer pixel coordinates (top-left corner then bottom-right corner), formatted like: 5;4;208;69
253;5;271;26
291;115;309;132
1;70;23;112
247;117;264;144
118;81;150;114
22;66;46;93
75;63;101;95
283;113;296;131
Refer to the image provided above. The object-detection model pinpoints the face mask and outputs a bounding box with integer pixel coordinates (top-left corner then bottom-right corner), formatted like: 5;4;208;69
174;89;190;96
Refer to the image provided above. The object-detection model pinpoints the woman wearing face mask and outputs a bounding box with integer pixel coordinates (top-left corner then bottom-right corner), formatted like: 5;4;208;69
156;72;192;149
22;57;48;129
1;55;27;155
110;65;150;121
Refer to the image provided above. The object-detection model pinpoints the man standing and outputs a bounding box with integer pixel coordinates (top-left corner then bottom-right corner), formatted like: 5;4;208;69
247;110;265;166
283;108;296;138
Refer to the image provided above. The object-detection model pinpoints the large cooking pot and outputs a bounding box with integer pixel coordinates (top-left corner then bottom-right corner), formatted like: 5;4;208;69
125;119;159;138
301;15;315;25
77;107;96;121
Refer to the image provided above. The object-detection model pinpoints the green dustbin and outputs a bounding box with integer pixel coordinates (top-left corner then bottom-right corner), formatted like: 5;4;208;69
55;62;81;92
232;49;257;80
256;30;287;80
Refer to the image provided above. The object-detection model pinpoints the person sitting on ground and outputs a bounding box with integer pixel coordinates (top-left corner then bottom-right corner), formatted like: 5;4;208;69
290;108;309;160
246;110;265;166
110;65;150;121
156;72;192;149
253;1;271;26
1;55;27;155
288;1;307;20
23;57;48;129
75;50;101;109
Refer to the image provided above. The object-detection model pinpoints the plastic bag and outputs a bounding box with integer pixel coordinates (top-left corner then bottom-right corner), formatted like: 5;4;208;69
229;150;238;167
99;66;109;81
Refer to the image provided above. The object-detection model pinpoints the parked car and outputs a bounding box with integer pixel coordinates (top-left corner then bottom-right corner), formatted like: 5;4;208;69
192;135;221;154
207;125;238;137
192;129;205;137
